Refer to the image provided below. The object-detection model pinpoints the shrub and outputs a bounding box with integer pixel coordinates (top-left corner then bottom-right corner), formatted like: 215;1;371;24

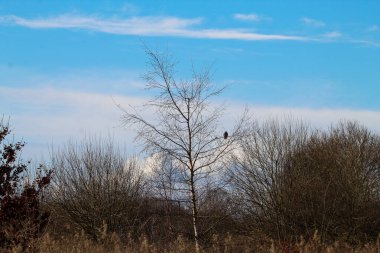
0;120;52;250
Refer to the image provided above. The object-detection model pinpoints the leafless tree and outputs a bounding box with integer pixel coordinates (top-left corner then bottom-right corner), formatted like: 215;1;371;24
144;153;192;240
120;48;248;251
48;137;146;241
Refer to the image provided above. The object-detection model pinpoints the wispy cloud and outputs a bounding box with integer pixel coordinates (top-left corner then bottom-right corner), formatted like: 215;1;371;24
301;17;325;27
323;31;342;38
351;39;380;48
0;14;203;34
234;13;266;22
0;14;304;41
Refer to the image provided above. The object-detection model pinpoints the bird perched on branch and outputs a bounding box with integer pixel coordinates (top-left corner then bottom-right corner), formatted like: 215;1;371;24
224;131;228;139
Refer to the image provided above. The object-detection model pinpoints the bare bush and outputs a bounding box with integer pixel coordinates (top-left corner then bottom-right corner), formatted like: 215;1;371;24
230;119;310;238
279;121;380;242
48;137;146;241
231;120;380;243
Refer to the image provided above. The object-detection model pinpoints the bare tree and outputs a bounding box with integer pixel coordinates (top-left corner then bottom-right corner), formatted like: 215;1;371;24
120;48;248;251
48;136;146;241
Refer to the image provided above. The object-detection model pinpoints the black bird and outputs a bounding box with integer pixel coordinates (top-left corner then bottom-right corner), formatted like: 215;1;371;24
224;131;228;139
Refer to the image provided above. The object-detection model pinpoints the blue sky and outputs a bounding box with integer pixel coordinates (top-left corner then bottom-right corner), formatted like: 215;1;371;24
1;0;380;160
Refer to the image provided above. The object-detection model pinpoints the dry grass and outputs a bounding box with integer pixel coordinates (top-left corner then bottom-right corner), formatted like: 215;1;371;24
5;231;380;253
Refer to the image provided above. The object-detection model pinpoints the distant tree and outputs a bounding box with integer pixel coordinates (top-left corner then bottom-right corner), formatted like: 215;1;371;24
121;48;248;251
145;153;194;241
0;119;52;250
147;152;237;242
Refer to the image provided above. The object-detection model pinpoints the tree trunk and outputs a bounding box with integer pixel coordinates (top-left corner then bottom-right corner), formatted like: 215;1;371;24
190;170;200;253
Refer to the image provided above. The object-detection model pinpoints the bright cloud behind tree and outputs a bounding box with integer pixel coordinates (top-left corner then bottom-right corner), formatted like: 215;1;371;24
1;0;380;160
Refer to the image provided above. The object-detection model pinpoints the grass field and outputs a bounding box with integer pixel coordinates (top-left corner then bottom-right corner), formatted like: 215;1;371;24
6;231;380;253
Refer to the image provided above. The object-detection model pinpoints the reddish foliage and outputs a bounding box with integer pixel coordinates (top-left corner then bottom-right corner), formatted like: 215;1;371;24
0;123;52;249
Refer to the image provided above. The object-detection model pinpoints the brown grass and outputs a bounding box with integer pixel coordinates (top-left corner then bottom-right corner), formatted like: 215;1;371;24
5;231;380;253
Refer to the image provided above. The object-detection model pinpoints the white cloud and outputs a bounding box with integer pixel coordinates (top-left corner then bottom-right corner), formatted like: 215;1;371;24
0;14;305;41
301;17;325;27
0;85;150;160
2;85;380;161
351;39;380;48
323;31;342;38
244;106;380;132
234;13;261;22
0;14;203;34
179;28;302;40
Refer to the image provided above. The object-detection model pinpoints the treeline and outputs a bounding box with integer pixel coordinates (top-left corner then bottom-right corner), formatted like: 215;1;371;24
44;120;380;244
2;118;380;252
